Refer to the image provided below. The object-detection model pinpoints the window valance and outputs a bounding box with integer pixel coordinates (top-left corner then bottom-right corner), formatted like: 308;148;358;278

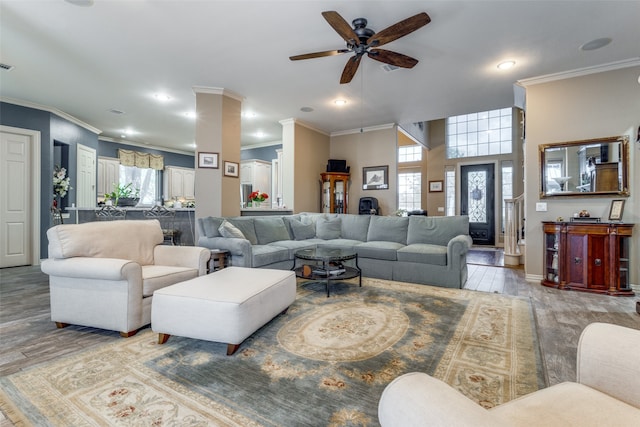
118;149;164;170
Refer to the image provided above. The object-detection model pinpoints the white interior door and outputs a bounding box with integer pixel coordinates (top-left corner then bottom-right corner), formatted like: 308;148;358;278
77;144;96;207
1;127;40;267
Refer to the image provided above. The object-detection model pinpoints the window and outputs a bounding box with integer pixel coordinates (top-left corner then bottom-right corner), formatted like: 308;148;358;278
445;167;456;216
446;108;512;159
501;161;513;232
398;145;422;162
119;165;159;206
398;172;421;211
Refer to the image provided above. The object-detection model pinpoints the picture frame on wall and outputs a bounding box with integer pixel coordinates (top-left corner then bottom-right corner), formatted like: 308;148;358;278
224;161;239;177
608;199;625;221
429;180;443;192
362;165;389;190
198;152;219;169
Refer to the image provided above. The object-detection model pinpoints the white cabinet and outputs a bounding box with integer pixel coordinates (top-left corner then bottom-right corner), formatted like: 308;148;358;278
241;159;272;195
97;157;120;197
164;166;195;201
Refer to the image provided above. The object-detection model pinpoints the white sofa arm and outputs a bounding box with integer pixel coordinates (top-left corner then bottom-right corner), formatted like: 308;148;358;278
378;372;509;427
153;245;211;276
41;257;140;280
577;322;640;409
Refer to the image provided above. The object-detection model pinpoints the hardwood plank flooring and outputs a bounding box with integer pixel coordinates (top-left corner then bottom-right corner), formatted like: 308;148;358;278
1;264;639;423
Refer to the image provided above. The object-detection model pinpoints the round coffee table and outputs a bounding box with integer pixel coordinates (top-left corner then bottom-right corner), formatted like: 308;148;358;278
293;247;362;297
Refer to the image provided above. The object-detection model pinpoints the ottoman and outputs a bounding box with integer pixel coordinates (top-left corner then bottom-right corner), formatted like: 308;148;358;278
151;266;296;355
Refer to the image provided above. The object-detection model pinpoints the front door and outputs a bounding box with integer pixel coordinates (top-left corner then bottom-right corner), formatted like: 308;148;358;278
461;163;495;245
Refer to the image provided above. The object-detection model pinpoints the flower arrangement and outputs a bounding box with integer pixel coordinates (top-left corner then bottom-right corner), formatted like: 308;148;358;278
53;165;71;198
249;190;269;203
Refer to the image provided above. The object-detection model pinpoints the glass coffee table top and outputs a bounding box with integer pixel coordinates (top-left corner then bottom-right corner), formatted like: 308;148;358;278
293;248;361;297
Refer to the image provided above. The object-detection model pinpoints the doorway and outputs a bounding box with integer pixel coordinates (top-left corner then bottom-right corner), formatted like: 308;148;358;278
461;163;495;245
0;126;41;267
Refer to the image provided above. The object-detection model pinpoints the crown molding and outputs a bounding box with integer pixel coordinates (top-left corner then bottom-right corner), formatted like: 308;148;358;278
330;123;396;137
1;97;102;134
192;86;244;102
279;118;329;136
241;140;283;150
516;57;640;87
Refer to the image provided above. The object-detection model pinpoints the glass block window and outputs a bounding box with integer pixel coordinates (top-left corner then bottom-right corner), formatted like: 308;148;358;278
445;166;456;216
398;172;421;211
398;145;422;162
446;108;512;159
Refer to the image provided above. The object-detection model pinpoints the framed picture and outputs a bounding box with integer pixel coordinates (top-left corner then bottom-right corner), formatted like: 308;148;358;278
429;180;443;192
608;199;625;221
362;165;389;190
197;152;219;169
223;161;239;177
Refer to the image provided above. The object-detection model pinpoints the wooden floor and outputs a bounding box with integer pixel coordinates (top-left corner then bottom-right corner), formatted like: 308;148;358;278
1;263;639;423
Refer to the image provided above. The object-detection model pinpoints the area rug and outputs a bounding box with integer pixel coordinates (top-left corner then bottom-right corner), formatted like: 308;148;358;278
0;278;544;426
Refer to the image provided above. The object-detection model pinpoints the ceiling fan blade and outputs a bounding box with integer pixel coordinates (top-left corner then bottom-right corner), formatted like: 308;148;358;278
289;49;350;61
340;55;362;84
368;49;419;68
367;12;431;47
322;11;360;46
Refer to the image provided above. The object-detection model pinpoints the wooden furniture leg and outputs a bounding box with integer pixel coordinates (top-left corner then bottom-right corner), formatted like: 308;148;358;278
158;333;171;344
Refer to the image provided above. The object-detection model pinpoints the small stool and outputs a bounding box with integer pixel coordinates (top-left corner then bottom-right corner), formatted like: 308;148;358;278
151;267;296;355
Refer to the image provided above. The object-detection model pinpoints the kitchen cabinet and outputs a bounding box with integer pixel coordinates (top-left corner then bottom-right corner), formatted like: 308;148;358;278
541;221;634;296
164;166;195;200
97;157;120;197
241;159;272;195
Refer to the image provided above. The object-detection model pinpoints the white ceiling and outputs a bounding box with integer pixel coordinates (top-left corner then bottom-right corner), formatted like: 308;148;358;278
1;1;639;153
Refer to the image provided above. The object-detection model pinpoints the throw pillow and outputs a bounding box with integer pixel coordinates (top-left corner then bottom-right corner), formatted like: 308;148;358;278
254;217;292;244
218;220;246;239
316;216;341;240
289;218;316;240
202;216;224;238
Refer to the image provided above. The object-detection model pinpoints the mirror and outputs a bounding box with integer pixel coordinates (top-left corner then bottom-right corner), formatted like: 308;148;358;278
539;135;629;198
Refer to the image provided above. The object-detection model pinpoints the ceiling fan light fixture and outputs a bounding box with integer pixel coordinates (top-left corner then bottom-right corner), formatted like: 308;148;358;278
497;60;516;70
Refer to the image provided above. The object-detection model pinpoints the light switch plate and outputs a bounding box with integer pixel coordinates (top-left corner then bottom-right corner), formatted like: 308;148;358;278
437;207;444;212
536;202;547;212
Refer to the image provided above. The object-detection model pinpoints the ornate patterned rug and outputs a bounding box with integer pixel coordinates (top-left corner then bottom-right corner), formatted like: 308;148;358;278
0;278;544;426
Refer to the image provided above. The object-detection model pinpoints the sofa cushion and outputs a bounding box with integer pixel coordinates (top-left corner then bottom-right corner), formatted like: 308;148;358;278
287;217;317;240
254;217;292;244
367;216;409;245
141;265;199;297
202;216;224;238
46;219;162;265
227;218;258;245
316;216;341;240
340;214;371;241
397;244;448;266
251;245;290;267
317;239;363;251
407;215;470;246
356;241;404;261
219;220;246;239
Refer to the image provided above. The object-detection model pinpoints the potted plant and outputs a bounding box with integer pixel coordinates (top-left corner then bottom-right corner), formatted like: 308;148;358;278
104;183;140;206
249;190;269;207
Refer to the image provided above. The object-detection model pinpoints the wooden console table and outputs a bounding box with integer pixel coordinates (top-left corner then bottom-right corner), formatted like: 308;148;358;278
541;221;634;296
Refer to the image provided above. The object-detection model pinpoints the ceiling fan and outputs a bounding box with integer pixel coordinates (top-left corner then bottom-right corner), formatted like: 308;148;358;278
290;11;431;84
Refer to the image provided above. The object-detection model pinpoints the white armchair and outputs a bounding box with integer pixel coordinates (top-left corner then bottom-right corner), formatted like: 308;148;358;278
378;322;640;426
41;219;210;337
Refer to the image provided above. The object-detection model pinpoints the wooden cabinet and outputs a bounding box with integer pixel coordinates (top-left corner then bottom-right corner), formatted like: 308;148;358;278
541;221;634;296
321;172;349;214
97;157;120;197
164;166;195;201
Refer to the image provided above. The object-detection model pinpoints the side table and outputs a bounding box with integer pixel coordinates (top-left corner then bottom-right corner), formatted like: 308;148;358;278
208;249;230;273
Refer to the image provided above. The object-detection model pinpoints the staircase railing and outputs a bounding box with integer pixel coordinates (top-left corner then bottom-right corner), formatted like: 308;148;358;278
504;194;525;265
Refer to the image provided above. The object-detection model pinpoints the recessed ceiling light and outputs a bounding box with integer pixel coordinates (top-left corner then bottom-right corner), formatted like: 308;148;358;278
154;93;171;102
334;99;347;106
120;134;126;138
64;0;94;6
124;128;135;136
300;107;314;113
497;61;516;70
256;131;265;138
184;112;196;119
243;111;257;118
580;37;612;51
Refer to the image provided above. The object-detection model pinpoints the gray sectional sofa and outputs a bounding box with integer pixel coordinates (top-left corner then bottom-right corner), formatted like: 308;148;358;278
196;213;472;289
